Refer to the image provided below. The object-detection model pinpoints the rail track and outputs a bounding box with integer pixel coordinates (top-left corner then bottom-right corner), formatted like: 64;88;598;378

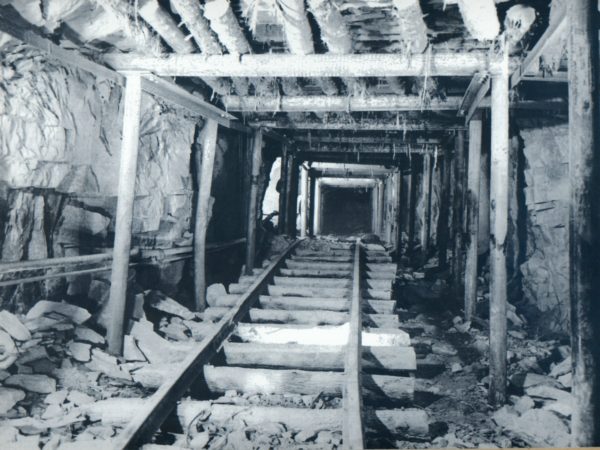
114;238;428;449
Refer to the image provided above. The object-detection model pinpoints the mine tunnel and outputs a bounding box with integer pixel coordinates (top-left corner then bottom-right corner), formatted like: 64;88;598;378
0;0;597;448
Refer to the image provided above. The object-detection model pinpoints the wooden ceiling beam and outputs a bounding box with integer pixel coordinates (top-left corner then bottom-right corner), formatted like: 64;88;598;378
222;95;462;112
169;0;232;94
297;143;441;154
104;51;499;77
278;0;338;95
248;119;465;131
294;136;441;145
138;0;195;53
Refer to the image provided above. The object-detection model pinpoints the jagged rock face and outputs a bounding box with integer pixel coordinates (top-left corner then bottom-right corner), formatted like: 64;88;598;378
0;39;198;308
519;124;569;335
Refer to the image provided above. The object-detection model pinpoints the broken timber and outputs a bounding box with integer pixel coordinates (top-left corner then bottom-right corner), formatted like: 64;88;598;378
111;240;300;448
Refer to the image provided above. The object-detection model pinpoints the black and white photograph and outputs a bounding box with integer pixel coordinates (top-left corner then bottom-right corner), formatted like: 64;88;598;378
0;0;597;448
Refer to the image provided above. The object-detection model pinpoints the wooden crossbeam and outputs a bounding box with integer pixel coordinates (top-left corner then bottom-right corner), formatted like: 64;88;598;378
104;51;497;77
510;14;567;87
460;12;567;122
298;143;440;154
294;136;441;145
248;120;465;131
223;95;463;112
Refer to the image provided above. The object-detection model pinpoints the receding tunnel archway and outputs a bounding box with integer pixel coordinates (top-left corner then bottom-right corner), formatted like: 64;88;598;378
320;185;374;236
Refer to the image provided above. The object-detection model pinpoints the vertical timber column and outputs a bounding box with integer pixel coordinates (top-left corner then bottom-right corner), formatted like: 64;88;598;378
314;178;322;235
407;160;417;259
106;74;142;355
464;115;483;321
308;171;316;236
420;153;432;260
395;167;404;259
300;163;309;238
245;130;264;276
438;153;451;269
278;145;289;234
193;119;219;312
489;44;510;407
285;152;297;236
569;0;600;444
453;131;466;295
377;179;385;236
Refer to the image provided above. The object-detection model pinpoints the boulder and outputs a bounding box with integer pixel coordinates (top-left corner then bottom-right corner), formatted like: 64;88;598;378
4;374;56;394
496;408;570;447
146;291;196;320
0;330;18;370
67;341;91;362
0;388;26;414
0;311;31;341
549;356;571;378
511;372;563;390
74;326;105;345
25;301;91;324
525;384;573;404
206;284;227;307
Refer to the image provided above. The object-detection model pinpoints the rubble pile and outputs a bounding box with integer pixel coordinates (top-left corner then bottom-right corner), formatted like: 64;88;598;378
0;291;218;448
395;265;572;449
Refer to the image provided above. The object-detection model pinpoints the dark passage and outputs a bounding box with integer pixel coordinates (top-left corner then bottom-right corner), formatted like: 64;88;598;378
321;186;373;235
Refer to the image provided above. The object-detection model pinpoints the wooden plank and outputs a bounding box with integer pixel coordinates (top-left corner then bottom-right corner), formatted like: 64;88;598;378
406;161;417;258
249;120;466;131
257;296;396;314
193;120;218;311
106;75;143;355
279;268;351;277
420;154;432;260
464;115;482;321
285;152;298;237
245;131;264;275
488;46;510;407
452;130;467;298
233;323;411;347
178;402;429;439
222;95;463;112
112;241;300;448
278;145;290;234
223;342;417;371
104;51;497;77
344;241;365;449
300;165;309;238
203;365;414;403
437;152;451;269
267;284;348;298
568;0;600;445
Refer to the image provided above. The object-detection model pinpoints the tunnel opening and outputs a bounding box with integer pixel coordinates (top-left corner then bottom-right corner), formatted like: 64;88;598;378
320;185;374;236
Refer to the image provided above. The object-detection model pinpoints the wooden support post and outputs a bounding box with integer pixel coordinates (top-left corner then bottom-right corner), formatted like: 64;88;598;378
438;153;451;269
395;167;404;259
377;180;385;236
314;179;322;235
106;74;143;355
406;160;417;259
193;119;219;312
453;131;466;295
464;115;482;321
308;171;316;236
278;146;289;234
569;0;600;445
489;45;510;407
420;154;432;260
286;154;299;237
245;130;264;276
300;163;309;238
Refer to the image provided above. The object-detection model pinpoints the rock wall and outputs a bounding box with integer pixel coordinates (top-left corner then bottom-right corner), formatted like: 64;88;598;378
518;122;569;335
0;38;211;311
